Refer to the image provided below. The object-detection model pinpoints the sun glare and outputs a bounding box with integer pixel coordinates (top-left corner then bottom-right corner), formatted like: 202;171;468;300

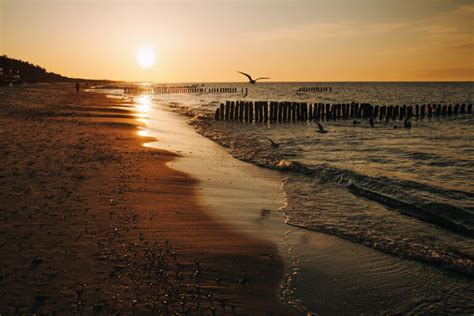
136;46;156;69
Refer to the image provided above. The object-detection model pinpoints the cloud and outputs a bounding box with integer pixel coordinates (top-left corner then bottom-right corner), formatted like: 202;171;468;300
415;67;474;80
243;20;408;42
242;2;473;51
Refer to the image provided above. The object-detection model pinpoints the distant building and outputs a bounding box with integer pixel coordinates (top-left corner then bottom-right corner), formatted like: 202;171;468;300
1;69;21;85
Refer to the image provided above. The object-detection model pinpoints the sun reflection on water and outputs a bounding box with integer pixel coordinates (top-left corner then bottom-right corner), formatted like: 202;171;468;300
135;94;152;115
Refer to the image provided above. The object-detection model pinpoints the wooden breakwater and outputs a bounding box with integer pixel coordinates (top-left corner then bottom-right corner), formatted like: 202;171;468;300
297;87;332;92
214;101;472;122
124;86;240;94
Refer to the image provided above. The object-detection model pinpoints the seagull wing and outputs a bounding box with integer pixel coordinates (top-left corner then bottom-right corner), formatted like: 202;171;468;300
316;121;326;132
255;77;270;81
265;137;276;145
237;71;253;82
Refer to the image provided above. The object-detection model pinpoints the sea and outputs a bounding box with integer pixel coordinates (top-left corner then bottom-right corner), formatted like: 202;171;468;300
98;82;474;313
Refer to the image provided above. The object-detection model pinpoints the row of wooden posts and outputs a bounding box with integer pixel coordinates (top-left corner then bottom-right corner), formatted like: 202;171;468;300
124;87;241;94
214;101;473;122
297;87;332;92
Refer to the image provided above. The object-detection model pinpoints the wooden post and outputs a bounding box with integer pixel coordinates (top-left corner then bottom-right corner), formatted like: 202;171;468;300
239;101;244;121
293;102;301;122
254;102;260;122
225;101;230;120
259;102;264;122
309;104;313;121
270;102;275;121
441;105;447;116
420;104;426;118
447;105;453;116
281;102;287;122
230;101;235;120
428;104;432;118
468;104;472;113
244;102;249;122
249;102;254;122
408;106;414;119
291;103;298;121
415;104;420;118
215;108;220;120
386;106;392;122
393;105;400;120
220;104;225;120
263;101;269;122
278;102;283;122
374;105;379;120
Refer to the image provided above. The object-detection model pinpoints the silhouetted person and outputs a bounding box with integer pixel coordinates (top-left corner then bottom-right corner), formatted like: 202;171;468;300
75;82;80;93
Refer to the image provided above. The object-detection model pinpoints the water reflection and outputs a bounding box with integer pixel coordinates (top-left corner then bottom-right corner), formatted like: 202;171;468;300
135;94;152;116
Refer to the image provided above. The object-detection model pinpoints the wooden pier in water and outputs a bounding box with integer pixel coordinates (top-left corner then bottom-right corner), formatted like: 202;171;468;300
214;101;472;123
297;87;332;92
124;86;239;94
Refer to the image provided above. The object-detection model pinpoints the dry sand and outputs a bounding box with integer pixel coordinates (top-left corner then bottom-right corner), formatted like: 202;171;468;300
0;83;295;314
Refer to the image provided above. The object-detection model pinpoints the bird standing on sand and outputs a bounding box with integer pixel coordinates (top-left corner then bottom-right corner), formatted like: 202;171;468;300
265;137;280;148
237;71;270;84
316;121;328;134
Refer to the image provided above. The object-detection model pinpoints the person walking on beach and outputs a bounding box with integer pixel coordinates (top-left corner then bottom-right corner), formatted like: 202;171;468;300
75;82;80;93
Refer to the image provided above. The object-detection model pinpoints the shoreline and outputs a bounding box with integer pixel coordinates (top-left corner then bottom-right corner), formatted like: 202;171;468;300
0;83;295;314
148;93;474;314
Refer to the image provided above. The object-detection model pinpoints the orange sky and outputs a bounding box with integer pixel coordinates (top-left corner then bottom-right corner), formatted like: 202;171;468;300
1;0;473;82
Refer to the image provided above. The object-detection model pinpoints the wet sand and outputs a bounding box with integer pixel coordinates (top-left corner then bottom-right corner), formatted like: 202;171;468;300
0;84;295;314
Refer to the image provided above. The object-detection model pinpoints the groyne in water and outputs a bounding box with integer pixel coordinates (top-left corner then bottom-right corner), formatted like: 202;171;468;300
214;101;473;123
124;86;240;94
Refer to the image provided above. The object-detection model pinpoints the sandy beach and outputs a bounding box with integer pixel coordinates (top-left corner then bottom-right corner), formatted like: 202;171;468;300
0;83;295;314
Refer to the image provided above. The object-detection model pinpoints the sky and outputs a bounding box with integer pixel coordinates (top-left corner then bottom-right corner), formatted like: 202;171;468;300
1;0;473;82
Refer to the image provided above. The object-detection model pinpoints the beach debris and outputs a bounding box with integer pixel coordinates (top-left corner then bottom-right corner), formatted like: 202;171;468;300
32;295;47;312
31;256;44;269
260;208;271;218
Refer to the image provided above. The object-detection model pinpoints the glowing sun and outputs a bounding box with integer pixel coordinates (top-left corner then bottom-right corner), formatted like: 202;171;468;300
136;46;156;69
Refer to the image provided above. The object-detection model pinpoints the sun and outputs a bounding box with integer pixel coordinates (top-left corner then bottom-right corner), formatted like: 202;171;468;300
136;46;156;69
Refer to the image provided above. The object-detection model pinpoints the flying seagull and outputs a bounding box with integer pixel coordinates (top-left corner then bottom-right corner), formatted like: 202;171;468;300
265;137;280;148
316;121;328;134
237;71;270;84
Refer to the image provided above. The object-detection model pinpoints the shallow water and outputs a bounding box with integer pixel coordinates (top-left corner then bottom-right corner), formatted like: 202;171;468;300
98;82;474;313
